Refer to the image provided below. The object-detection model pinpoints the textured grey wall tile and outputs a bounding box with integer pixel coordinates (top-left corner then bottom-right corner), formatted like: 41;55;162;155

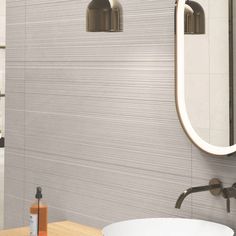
5;109;24;149
6;7;24;25
24;66;174;101
4;195;24;229
6;92;24;110
6;5;25;62
5;76;24;93
6;24;25;45
25;94;177;121
5;175;24;198
5;134;24;149
6;110;24;132
7;0;25;8
4;147;24;168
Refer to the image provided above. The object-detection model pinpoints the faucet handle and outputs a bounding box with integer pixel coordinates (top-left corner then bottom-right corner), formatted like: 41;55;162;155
226;198;231;213
222;188;231;213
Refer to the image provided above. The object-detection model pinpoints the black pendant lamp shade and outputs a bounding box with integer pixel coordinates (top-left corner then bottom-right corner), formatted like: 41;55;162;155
87;0;123;32
184;0;205;34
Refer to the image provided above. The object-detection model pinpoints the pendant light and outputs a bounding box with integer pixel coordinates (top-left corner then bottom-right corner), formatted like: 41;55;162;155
87;0;123;32
184;0;205;34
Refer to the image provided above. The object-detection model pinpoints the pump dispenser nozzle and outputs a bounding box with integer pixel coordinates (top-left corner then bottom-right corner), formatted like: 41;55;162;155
35;187;42;199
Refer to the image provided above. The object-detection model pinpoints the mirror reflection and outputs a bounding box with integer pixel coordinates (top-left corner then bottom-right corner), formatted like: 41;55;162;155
184;0;235;147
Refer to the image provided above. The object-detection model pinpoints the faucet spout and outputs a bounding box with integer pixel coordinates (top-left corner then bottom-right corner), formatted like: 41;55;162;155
175;180;222;209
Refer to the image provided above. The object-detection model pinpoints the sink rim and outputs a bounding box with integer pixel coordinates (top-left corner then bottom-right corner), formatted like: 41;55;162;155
102;218;234;235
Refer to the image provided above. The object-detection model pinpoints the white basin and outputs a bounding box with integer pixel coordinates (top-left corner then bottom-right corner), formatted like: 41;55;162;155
102;218;234;236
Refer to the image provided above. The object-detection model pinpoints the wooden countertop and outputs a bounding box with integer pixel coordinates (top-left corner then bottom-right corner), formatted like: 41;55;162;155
0;221;102;236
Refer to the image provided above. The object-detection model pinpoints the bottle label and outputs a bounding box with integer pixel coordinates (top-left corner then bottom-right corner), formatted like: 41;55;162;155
30;214;38;236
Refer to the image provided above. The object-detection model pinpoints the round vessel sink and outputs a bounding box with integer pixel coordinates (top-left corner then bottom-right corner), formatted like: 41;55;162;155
102;218;234;236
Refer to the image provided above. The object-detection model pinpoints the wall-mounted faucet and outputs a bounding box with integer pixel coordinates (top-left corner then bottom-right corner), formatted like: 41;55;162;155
175;179;236;213
175;178;222;209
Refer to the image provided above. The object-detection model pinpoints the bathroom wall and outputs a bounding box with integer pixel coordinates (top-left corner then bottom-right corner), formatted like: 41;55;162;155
0;0;5;229
185;0;230;147
0;0;5;138
233;0;236;143
5;0;236;231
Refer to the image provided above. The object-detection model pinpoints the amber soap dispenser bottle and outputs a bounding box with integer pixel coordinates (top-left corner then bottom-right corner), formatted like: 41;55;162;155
30;187;48;236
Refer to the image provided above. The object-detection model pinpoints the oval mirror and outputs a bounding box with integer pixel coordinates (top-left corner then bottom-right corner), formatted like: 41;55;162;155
176;0;236;155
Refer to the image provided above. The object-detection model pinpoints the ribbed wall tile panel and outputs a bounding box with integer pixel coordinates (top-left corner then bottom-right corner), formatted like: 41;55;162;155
5;0;236;231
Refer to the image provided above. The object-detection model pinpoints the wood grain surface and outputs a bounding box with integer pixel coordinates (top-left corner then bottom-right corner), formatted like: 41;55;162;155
0;221;102;236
